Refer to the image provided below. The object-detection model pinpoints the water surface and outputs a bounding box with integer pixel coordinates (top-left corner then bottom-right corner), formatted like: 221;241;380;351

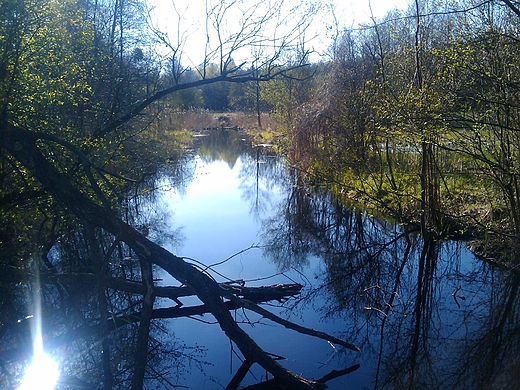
155;129;519;389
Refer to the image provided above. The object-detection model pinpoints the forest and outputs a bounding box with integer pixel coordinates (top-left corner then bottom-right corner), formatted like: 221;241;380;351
1;0;520;388
243;0;520;267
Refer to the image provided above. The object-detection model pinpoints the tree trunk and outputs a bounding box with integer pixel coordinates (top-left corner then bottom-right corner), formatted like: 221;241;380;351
2;122;329;389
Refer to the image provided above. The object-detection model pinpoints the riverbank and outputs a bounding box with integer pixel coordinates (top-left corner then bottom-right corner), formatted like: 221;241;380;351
243;124;520;270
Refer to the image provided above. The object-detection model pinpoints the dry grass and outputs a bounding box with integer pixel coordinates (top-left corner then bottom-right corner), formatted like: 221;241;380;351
158;109;283;132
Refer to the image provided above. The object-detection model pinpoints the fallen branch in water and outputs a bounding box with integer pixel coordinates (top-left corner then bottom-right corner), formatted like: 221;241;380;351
0;283;304;363
4;271;303;305
221;285;360;352
3;123;360;389
238;364;360;389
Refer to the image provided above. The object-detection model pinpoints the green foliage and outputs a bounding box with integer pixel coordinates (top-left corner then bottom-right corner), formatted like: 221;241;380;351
0;0;191;269
166;70;204;109
279;0;520;264
3;0;92;131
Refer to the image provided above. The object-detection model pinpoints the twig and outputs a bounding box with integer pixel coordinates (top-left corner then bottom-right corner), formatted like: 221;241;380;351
221;289;360;352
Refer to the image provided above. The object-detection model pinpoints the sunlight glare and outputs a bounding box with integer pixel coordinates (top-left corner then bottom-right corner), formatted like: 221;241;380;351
18;350;59;390
18;271;60;390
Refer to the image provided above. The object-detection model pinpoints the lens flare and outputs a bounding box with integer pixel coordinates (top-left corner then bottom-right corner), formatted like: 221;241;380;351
18;262;60;390
18;349;59;390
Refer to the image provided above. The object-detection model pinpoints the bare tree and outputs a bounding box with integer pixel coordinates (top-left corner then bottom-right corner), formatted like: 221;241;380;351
0;0;356;388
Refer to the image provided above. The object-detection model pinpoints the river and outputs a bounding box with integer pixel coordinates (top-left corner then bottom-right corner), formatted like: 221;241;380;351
151;129;519;389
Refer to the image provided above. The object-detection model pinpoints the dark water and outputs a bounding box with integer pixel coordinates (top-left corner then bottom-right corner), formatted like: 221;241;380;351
153;130;520;389
4;129;518;390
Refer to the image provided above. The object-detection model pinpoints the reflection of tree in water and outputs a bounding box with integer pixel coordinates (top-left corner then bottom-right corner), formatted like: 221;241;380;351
455;273;520;389
239;146;288;220
191;129;288;221
261;169;321;271
260;173;520;389
196;129;251;168
155;145;198;199
0;197;200;389
3;130;333;389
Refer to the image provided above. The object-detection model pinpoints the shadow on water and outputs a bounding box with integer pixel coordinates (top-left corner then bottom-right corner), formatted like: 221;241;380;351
262;166;520;389
164;129;520;388
1;129;519;389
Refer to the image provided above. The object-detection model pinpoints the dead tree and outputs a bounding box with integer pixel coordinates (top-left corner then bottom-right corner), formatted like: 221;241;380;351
2;122;359;389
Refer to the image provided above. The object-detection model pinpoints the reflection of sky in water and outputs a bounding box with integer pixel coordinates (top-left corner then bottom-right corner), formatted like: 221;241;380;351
158;145;351;388
153;132;516;389
162;156;275;279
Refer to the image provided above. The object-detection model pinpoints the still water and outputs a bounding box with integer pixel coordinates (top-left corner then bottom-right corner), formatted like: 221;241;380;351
154;130;519;389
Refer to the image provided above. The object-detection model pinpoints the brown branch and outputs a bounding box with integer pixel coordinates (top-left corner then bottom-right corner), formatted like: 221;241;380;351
352;1;493;32
226;359;254;390
315;364;360;384
1;290;303;364
2;123;327;388
502;0;520;18
239;364;360;389
94;65;309;139
4;271;302;306
221;287;360;352
131;256;155;390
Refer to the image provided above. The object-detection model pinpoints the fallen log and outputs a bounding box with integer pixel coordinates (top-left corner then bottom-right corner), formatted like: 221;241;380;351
2;123;359;389
223;283;303;303
0;284;304;362
1;270;303;305
221;286;360;352
239;364;361;390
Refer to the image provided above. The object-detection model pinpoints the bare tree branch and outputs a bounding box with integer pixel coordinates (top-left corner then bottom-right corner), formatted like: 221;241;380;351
501;0;520;18
221;287;361;352
94;66;308;139
2;122;334;389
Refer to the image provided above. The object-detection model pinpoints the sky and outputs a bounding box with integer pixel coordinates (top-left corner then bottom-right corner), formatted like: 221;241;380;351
147;0;410;66
345;0;410;21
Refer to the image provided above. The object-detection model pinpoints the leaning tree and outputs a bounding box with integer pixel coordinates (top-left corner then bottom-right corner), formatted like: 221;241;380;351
0;0;358;388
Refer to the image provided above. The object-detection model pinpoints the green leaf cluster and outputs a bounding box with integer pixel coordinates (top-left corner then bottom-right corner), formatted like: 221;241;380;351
279;0;520;263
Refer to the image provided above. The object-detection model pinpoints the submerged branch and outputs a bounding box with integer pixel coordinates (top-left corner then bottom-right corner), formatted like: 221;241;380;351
1;123;350;388
3;271;303;306
240;364;360;389
221;286;360;352
0;285;305;364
